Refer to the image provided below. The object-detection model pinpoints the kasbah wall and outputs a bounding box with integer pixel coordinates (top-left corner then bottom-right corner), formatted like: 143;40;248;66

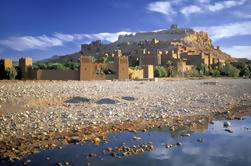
0;50;154;81
129;65;154;80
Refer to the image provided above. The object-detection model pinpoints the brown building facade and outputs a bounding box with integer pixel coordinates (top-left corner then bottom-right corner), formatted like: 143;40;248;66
0;58;13;79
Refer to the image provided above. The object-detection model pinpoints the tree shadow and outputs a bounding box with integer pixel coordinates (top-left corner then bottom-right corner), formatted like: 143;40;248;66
96;98;118;105
122;96;136;101
65;97;90;104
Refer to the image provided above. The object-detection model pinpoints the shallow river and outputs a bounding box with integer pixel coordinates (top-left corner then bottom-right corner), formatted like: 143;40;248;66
1;117;251;166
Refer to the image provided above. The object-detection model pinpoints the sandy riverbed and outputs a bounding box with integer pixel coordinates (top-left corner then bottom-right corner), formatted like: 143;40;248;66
0;78;251;160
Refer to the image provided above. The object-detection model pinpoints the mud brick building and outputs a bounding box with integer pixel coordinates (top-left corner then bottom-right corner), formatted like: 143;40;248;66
0;58;13;79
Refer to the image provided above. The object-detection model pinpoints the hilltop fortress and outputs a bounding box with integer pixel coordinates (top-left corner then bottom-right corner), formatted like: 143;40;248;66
117;24;203;44
80;24;232;72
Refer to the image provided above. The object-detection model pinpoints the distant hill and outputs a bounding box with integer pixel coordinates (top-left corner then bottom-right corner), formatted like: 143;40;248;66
40;52;82;63
41;24;240;64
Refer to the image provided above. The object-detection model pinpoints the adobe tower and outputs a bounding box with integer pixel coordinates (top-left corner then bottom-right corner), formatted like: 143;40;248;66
19;57;32;79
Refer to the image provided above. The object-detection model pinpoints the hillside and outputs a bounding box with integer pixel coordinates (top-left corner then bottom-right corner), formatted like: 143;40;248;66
41;24;235;63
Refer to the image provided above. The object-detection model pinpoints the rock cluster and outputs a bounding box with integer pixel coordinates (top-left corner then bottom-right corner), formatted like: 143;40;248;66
111;143;154;157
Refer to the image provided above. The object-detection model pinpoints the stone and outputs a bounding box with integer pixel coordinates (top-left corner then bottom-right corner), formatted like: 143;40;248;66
223;121;231;128
93;137;101;144
56;162;63;166
106;147;112;152
165;144;174;148
111;152;116;157
224;129;233;133
69;136;80;143
132;136;142;140
23;159;32;165
197;138;204;143
88;153;97;157
181;133;191;137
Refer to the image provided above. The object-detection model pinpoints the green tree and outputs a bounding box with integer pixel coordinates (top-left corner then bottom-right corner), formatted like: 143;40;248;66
233;63;251;78
33;62;48;70
5;67;17;80
187;67;200;77
14;66;22;80
197;64;209;76
154;66;167;77
210;69;221;77
64;62;80;70
166;61;174;77
54;64;67;70
221;63;240;77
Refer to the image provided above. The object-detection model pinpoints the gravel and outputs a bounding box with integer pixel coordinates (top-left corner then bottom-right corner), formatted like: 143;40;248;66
0;78;250;160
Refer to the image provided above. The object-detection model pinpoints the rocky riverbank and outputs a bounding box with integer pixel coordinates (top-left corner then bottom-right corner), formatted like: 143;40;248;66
0;78;251;161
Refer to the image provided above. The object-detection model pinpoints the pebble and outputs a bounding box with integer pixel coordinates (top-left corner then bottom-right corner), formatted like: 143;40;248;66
224;129;233;133
106;147;112;152
165;144;175;148
93;137;101;144
0;79;250;161
223;121;231;128
132;136;142;140
56;162;63;166
88;153;97;157
181;133;191;137
69;136;80;143
23;159;32;165
197;138;204;143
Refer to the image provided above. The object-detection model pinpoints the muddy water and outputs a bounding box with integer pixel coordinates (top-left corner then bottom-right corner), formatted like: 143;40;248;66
1;117;251;166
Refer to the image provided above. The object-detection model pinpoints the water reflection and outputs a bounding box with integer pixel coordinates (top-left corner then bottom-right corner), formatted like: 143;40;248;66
1;117;251;166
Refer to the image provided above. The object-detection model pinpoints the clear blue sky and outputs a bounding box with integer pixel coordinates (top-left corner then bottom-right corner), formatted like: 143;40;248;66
0;0;251;60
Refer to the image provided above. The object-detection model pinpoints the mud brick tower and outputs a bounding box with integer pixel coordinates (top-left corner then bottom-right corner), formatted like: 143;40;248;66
80;56;94;81
0;58;13;79
19;57;32;79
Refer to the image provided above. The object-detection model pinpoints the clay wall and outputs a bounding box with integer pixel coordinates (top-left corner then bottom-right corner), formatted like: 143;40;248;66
33;70;79;80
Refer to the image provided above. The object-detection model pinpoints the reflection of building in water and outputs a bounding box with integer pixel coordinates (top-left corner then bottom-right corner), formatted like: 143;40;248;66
169;122;209;137
190;122;209;132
